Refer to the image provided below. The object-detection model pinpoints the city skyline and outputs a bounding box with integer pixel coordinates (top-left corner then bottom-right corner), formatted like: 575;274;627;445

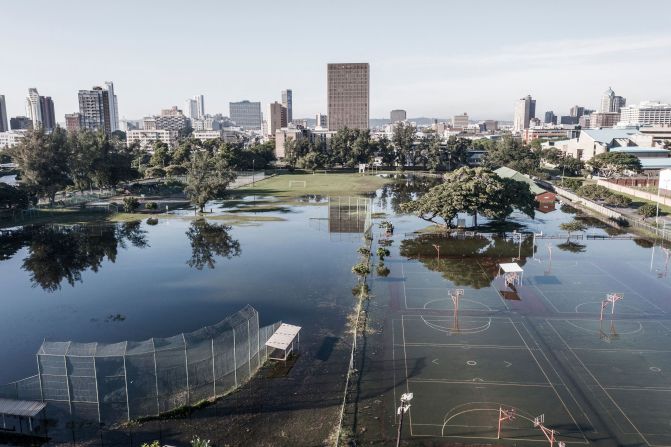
1;0;670;122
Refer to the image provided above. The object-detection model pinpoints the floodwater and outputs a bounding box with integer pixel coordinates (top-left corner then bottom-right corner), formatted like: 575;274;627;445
0;196;363;384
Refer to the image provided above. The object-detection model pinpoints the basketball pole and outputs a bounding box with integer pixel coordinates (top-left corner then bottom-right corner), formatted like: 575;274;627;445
395;393;413;447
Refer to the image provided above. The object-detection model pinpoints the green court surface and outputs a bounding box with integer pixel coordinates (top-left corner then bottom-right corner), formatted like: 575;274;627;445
387;241;671;446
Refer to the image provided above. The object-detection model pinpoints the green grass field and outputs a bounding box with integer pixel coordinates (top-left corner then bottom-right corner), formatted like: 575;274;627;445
236;173;390;198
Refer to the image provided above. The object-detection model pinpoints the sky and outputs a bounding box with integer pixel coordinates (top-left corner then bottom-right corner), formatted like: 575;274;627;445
1;0;671;122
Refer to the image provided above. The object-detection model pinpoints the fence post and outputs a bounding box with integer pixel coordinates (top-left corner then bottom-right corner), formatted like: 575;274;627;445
182;333;190;405
152;339;160;416
232;325;238;387
211;338;216;398
247;319;252;378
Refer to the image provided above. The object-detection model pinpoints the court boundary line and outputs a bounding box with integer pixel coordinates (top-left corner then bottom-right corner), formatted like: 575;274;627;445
399;315;588;443
546;320;653;446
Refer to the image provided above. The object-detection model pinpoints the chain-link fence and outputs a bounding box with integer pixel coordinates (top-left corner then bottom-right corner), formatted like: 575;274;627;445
0;305;279;426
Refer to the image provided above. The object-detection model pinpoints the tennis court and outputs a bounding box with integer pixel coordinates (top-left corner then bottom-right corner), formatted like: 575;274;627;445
387;238;671;446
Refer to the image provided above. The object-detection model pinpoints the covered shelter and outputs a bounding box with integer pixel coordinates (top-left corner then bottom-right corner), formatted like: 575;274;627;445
494;166;556;204
0;398;46;433
499;262;524;287
265;323;301;361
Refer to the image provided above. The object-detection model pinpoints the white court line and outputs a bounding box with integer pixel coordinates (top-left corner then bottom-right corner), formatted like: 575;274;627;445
604;386;671;392
590;262;665;314
408;379;551;387
546;320;653;446
522;319;596;432
400;312;415;435
398;343;527;349
510;320;588;443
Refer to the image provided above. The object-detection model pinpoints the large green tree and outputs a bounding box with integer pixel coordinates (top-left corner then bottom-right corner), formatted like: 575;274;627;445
483;135;540;174
9;128;71;206
185;151;236;212
69;130;138;189
401;167;536;227
588;152;642;177
391;122;416;169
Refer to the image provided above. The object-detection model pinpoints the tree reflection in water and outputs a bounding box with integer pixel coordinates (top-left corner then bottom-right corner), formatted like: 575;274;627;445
400;234;532;289
0;222;148;291
185;219;241;270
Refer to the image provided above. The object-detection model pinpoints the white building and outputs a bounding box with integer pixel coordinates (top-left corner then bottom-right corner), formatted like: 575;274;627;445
25;88;43;129
104;81;119;132
599;87;626;113
0;130;26;148
513;95;535;132
126;129;178;150
619;101;671;127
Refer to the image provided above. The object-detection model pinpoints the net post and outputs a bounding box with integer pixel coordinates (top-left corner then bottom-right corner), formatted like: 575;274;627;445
151;338;160;416
232;324;238;387
247;319;252;378
122;342;130;421
256;311;261;369
64;341;72;416
211;338;216;398
182;333;190;405
36;350;44;402
92;342;101;423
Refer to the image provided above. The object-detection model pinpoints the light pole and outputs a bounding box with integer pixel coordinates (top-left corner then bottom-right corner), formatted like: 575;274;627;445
655;175;669;233
252;159;255;186
396;393;413;447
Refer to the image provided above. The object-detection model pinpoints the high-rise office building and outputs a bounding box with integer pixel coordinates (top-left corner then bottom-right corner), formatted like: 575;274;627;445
229;100;262;129
40;96;56;131
452;113;469;128
327;63;369;131
544;111;557;124
281;90;292;123
10;116;32;130
104;81;119;132
185;95;205;120
0;95;7;132
315;113;328;129
196;95;205;120
390;109;406;123
25;88;43;129
78;83;118;134
513;95;536;132
267;102;288;137
600;87;626;113
569;105;585;118
65;113;82;132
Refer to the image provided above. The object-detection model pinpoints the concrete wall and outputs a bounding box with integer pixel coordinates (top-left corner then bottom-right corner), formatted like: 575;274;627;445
597;179;671;207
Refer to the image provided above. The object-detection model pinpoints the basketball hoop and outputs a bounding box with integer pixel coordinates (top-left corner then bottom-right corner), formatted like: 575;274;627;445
600;293;623;321
497;406;516;439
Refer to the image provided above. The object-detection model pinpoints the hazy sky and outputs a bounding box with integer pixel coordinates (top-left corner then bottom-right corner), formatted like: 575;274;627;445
2;0;670;122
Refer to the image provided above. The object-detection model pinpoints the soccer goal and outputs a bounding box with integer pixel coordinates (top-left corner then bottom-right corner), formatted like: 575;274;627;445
288;180;307;188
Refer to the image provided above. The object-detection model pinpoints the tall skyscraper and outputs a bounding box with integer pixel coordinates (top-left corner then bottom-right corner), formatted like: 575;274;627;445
0;95;8;132
40;96;56;131
229;100;262;129
544;111;557;124
600;87;626;113
267;102;288;136
281;90;292;123
104;81;119;132
196;95;205;119
185;98;198;120
78;83;118;134
390;109;407;123
26;88;43;129
327;63;369;131
513;95;536;132
569;105;585;118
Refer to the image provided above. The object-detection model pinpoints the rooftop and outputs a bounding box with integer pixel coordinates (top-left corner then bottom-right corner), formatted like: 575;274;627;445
494;166;546;196
581;128;640;144
639;158;671;169
610;146;670;154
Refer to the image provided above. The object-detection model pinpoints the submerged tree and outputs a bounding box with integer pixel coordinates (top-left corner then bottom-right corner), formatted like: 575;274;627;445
559;220;588;244
401;167;536;228
185;219;241;270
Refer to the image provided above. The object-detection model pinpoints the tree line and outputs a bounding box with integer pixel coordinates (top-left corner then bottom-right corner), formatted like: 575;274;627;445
0;128;276;211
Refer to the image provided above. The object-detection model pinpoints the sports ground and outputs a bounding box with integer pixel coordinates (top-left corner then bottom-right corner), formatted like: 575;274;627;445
359;233;671;446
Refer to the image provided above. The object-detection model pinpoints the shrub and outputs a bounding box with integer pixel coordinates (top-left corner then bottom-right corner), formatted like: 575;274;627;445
351;263;370;277
166;164;187;176
604;194;632;207
638;202;658;218
577;184;611;201
376;247;390;259
122;196;140;213
561;178;583;191
191;436;211;447
146;217;159;226
357;247;371;256
144;167;166;178
145;201;158;210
